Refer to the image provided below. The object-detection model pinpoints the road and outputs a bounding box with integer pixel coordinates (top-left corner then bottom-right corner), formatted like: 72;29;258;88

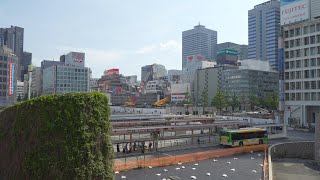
115;152;264;180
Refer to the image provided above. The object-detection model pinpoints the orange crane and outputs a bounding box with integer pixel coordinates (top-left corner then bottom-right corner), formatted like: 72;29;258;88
153;97;169;107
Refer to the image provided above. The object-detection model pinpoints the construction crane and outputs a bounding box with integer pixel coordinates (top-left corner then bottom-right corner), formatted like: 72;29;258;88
153;97;169;107
124;96;137;107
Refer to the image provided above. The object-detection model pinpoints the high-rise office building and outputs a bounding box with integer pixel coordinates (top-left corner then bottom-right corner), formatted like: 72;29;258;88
42;52;91;95
141;64;167;83
280;0;320;128
21;51;32;81
0;26;24;80
0;46;18;108
182;24;217;69
248;0;280;70
217;42;248;60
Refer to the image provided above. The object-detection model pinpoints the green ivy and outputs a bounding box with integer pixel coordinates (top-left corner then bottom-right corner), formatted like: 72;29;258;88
0;92;114;179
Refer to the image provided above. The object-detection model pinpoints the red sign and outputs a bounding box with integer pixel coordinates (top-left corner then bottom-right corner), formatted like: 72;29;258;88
188;56;193;62
197;55;203;61
8;62;12;96
106;68;119;76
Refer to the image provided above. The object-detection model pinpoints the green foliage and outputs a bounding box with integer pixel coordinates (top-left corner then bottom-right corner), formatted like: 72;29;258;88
182;91;192;105
17;94;22;102
228;93;240;111
200;87;209;107
264;93;279;111
0;92;114;179
211;90;227;113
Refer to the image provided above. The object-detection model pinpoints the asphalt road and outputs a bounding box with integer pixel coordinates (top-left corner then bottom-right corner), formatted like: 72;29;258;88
115;152;264;180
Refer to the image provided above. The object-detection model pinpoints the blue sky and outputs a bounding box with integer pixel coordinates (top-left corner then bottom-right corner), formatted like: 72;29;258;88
0;0;267;79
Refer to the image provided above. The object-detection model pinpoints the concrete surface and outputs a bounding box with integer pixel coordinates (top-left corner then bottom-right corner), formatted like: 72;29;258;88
273;159;320;180
115;152;264;180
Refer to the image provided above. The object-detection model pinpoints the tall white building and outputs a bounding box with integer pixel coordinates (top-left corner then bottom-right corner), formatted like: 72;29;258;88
183;60;216;84
16;80;24;100
182;24;217;69
281;0;320;127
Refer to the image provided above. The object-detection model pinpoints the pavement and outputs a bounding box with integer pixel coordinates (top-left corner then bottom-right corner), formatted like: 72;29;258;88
115;152;264;180
273;158;320;180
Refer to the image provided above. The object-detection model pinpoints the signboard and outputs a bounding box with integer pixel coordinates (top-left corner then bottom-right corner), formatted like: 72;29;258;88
8;62;14;96
217;49;238;56
281;0;310;25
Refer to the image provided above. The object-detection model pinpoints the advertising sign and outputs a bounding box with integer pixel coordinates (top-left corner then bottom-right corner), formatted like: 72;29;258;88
281;0;310;25
8;62;14;96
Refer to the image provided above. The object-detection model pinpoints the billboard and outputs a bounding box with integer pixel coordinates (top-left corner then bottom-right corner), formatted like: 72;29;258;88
8;62;14;96
65;52;85;67
281;0;310;25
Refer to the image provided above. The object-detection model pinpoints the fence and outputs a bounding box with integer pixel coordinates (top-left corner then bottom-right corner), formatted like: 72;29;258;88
114;144;267;172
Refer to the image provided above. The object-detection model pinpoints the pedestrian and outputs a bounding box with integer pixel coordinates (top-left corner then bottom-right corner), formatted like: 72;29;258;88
149;142;152;151
117;143;120;153
133;141;136;151
197;137;200;145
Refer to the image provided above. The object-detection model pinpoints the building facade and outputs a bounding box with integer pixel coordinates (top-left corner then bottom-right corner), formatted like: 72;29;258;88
248;0;280;70
141;63;167;83
216;49;239;65
183;60;216;84
0;46;18;108
16;80;24;100
217;42;248;60
0;26;24;80
182;24;217;69
170;83;191;103
30;66;41;97
222;60;278;110
168;69;182;84
21;51;32;81
42;52;90;95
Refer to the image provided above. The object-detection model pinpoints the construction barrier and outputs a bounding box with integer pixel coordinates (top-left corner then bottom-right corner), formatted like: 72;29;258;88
114;144;267;172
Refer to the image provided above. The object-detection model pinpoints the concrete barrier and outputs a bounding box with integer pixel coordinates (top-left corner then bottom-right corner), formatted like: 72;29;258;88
268;141;315;180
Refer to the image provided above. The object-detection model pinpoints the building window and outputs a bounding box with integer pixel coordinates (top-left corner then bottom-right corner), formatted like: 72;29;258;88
285;82;289;90
305;81;310;89
310;25;316;33
290;29;295;37
285;51;289;59
304;48;309;56
305;70;310;78
290;93;296;100
290;50;295;58
305;92;310;101
290;71;295;79
304;59;309;67
290;61;295;69
290;40;294;48
285;30;289;38
285;72;290;79
311;92;317;100
290;82;295;90
311;47;316;56
285;93;290;101
304;26;309;34
296;81;301;89
295;38;301;46
296;60;301;68
311;58;316;66
295;49;301;57
304;37;309;45
317;46;320;54
285;41;289;48
296;71;301;79
317;24;320;31
311;81;317;89
296;28;301;36
296;93;301;100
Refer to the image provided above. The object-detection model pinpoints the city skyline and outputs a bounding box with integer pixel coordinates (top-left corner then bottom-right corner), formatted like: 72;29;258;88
0;0;267;79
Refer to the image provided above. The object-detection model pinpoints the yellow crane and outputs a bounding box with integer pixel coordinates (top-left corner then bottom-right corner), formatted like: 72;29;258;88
124;96;136;107
153;97;169;107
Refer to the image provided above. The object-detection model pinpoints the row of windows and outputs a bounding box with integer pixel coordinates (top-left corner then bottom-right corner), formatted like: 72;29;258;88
285;92;320;101
231;132;267;141
285;35;320;48
285;47;320;59
285;58;320;69
285;69;320;80
285;80;320;90
284;23;320;38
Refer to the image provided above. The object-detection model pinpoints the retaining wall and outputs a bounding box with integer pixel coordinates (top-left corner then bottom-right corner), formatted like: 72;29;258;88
268;141;315;180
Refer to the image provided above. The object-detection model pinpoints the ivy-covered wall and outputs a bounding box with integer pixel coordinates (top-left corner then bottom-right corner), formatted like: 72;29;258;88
0;92;114;179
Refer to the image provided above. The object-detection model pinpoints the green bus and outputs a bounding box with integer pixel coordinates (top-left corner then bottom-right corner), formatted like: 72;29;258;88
219;128;268;147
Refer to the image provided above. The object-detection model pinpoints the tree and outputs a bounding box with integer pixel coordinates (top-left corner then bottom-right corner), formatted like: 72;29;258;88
248;95;258;111
17;94;22;102
182;91;192;115
265;93;279;111
211;90;227;114
200;87;209;114
229;93;240;112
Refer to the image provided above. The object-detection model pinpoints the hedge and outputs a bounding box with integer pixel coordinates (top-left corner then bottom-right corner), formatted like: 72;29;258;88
0;92;114;179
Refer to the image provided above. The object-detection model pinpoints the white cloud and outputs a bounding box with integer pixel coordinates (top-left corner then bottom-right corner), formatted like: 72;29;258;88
159;40;182;52
135;45;156;54
135;40;181;55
